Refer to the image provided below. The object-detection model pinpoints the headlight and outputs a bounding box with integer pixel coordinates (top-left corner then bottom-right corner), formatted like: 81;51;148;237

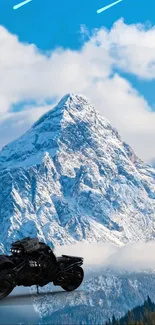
11;248;21;254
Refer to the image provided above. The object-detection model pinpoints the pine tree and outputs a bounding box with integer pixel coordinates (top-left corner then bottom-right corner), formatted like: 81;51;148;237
103;297;155;325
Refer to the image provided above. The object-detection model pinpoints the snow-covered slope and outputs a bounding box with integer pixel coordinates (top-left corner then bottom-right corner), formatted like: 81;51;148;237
0;93;155;251
31;269;155;324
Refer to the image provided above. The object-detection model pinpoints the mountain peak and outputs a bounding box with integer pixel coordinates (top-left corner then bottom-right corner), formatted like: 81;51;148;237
56;93;94;110
0;93;155;251
32;93;96;129
0;93;111;168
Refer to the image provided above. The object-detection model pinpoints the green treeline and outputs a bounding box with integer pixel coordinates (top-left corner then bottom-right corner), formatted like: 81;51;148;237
105;296;155;325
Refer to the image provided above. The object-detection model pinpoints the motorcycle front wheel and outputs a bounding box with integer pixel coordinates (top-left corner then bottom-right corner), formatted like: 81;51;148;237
60;266;84;292
0;269;15;300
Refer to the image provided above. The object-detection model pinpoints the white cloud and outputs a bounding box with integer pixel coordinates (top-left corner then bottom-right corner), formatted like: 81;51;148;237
103;19;155;79
55;241;155;272
0;19;155;161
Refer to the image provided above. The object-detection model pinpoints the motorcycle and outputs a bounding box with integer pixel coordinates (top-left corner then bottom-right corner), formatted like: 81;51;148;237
0;237;84;300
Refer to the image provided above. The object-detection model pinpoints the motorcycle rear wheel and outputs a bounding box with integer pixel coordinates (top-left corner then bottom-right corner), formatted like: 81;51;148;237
60;266;84;292
0;269;15;300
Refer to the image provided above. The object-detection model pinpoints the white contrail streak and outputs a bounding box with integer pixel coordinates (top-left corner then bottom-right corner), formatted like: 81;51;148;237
13;0;32;10
97;0;123;14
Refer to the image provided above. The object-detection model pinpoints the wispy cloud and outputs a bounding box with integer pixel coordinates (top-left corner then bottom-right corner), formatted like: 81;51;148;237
55;241;155;272
97;0;123;14
13;0;32;10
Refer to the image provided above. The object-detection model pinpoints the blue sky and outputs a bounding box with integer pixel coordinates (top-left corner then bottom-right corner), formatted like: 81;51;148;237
0;0;154;107
0;0;154;50
0;0;155;162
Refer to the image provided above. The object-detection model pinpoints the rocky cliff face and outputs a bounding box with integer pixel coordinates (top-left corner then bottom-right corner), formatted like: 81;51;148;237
0;93;155;252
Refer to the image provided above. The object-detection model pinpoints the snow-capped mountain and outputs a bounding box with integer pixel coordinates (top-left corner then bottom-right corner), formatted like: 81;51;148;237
0;93;155;252
31;269;155;324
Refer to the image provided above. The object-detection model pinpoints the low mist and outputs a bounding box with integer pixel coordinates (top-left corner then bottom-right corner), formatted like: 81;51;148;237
55;241;155;273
